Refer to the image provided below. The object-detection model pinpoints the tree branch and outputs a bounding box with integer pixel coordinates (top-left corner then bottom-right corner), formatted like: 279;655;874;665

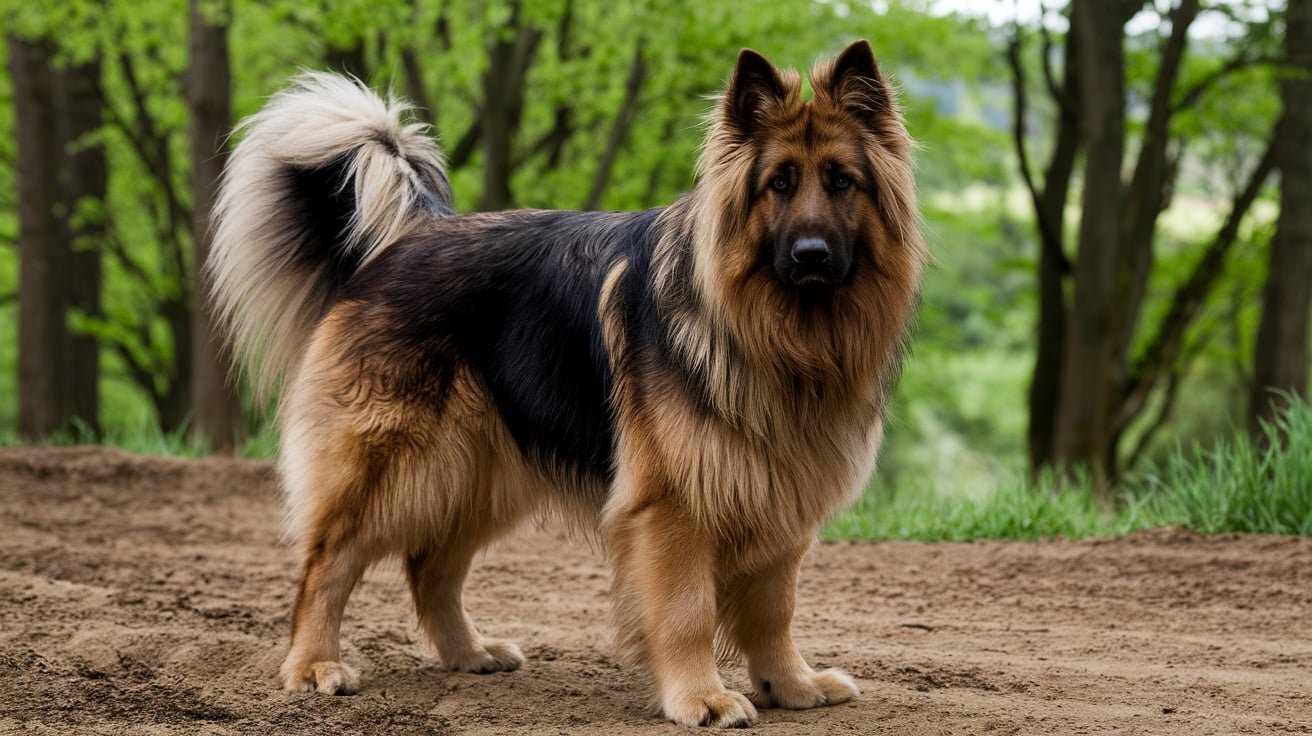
583;39;646;210
399;6;453;129
1009;27;1074;274
641;113;680;208
115;52;193;230
513;106;573;170
1126;315;1214;470
447;110;481;169
113;341;160;398
1120;0;1148;25
1114;0;1201;360
1038;23;1068;112
102;230;154;286
1124;352;1185;469
114;337;174;415
1131;0;1200;197
399;47;434;126
1007;32;1042;218
103;100;162;185
1116;133;1278;436
1172;54;1280;114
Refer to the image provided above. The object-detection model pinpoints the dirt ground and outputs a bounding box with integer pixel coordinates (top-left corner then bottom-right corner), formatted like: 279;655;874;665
1;447;1308;735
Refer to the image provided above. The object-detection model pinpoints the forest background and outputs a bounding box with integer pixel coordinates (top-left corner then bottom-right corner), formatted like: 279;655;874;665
3;0;1309;538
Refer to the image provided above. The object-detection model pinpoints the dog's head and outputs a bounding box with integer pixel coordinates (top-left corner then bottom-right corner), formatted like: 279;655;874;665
682;41;924;380
740;41;896;290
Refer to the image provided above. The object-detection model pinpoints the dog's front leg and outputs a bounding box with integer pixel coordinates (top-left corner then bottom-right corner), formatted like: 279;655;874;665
609;499;757;728
720;545;859;709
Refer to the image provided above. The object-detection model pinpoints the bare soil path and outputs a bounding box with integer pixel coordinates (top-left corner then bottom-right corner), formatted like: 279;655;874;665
1;447;1308;734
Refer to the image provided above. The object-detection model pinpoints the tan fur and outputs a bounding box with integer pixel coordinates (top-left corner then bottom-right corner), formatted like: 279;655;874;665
233;42;923;729
277;303;583;690
596;46;922;726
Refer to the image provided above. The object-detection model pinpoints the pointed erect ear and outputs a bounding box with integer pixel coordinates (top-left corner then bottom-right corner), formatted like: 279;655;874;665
724;48;787;137
825;40;893;127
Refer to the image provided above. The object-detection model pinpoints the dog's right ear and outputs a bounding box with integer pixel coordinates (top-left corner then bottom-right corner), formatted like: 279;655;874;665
724;49;787;138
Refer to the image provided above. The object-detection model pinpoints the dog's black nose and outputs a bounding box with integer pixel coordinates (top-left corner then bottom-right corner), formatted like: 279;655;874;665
792;238;831;266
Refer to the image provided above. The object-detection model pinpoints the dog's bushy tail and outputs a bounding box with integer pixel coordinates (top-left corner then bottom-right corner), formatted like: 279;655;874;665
208;72;452;401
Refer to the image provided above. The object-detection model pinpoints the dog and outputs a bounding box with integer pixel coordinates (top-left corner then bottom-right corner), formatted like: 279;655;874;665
208;39;924;728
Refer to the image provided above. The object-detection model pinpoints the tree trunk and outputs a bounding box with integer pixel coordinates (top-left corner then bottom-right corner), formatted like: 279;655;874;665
1251;0;1312;437
477;2;542;211
1054;0;1128;492
188;0;241;452
1115;0;1200;371
1015;21;1080;474
10;36;68;439
54;59;107;436
583;40;647;210
326;38;367;79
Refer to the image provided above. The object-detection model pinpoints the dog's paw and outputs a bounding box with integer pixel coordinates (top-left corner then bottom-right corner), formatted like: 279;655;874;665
444;638;525;674
281;660;360;695
752;667;859;710
663;689;758;728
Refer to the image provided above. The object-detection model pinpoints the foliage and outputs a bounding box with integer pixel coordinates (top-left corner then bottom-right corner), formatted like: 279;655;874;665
0;1;1303;534
0;0;1011;435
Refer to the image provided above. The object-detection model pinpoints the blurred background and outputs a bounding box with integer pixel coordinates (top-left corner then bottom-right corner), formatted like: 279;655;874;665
1;0;1307;522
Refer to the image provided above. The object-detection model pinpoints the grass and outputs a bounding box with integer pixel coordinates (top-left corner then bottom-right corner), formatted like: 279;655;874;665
0;413;280;460
825;396;1312;541
1129;397;1312;536
4;392;1309;542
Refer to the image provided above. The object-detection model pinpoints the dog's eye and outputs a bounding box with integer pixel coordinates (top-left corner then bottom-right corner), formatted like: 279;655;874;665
833;174;851;191
771;175;790;192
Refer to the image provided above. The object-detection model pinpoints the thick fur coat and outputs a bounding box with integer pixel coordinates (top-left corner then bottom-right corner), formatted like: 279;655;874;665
208;40;925;728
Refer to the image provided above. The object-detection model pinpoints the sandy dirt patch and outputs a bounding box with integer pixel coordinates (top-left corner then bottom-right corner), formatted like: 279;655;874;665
1;447;1308;734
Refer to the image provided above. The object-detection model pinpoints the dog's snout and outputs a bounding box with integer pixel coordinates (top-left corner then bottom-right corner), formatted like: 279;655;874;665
792;238;831;266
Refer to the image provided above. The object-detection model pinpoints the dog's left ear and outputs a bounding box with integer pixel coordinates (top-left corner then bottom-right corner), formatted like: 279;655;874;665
821;40;894;131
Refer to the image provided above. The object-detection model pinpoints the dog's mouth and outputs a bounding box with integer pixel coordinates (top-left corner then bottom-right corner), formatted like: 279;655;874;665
785;268;846;290
792;273;831;287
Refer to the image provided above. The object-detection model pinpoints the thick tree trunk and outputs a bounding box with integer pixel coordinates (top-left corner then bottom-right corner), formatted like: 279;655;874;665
10;37;67;439
1055;0;1128;491
54;59;107;436
1251;0;1312;436
188;0;241;452
1022;2;1260;482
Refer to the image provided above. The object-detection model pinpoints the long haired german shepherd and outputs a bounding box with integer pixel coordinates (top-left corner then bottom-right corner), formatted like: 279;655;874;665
209;40;924;727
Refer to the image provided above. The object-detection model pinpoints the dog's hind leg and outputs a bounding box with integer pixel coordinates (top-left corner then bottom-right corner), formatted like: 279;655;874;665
406;536;525;673
277;402;387;695
401;409;534;674
718;545;859;710
280;531;372;694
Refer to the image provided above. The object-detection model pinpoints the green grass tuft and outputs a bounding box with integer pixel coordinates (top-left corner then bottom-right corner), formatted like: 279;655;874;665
1131;396;1312;536
827;396;1312;541
0;413;280;460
